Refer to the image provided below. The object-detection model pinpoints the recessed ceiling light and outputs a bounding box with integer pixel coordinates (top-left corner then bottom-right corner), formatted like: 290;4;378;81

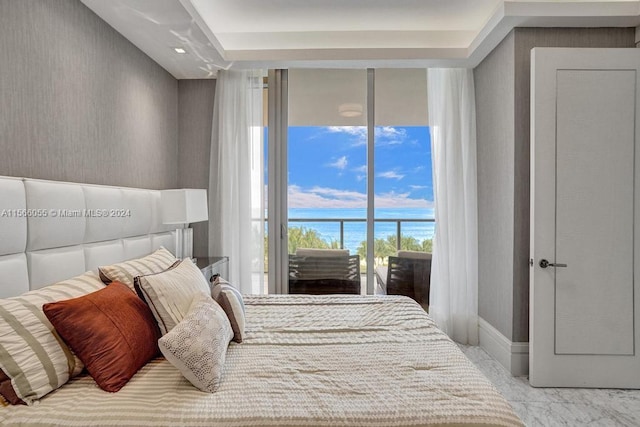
338;103;363;118
174;47;187;54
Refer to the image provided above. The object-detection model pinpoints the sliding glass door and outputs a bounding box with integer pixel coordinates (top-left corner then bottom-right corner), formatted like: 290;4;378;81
267;69;431;294
287;69;369;293
372;69;432;296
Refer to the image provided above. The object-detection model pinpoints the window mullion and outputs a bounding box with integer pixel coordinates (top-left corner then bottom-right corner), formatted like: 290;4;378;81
267;69;289;294
366;68;375;294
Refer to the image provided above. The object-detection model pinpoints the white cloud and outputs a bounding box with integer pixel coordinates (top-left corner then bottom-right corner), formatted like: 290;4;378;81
288;185;432;209
309;186;367;201
377;170;405;180
376;126;408;146
410;185;428;190
352;166;368;181
327;126;367;136
327;156;348;170
376;191;433;208
325;126;408;147
377;126;405;138
353;165;367;173
327;126;368;146
288;185;366;208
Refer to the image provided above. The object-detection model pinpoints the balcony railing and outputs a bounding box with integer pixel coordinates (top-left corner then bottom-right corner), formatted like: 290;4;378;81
287;217;435;251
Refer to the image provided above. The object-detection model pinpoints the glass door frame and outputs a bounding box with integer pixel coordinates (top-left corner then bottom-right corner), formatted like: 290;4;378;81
267;69;289;294
267;68;377;294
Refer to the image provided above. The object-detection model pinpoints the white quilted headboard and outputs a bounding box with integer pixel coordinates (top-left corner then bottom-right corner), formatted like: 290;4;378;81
0;176;181;297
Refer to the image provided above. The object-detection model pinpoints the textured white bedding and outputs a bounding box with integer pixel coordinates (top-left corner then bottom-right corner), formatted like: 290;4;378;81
1;295;522;427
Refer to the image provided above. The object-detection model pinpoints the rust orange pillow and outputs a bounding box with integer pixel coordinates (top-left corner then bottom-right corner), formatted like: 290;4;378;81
0;369;24;405
43;281;160;393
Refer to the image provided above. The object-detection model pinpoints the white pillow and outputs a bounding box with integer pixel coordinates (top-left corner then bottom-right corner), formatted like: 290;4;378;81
0;271;105;405
295;248;349;257
396;250;431;260
158;293;233;393
98;247;177;290
136;258;210;335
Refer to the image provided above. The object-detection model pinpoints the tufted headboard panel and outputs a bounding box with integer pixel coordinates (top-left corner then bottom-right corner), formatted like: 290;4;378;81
0;176;181;297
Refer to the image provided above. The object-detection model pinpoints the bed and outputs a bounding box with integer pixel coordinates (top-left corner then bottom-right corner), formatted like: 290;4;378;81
0;176;522;427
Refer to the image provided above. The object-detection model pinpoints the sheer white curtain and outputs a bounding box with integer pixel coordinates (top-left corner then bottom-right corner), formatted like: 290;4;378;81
427;68;479;345
209;69;265;294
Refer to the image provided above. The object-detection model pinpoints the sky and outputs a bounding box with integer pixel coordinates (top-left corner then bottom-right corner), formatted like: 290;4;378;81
278;126;434;209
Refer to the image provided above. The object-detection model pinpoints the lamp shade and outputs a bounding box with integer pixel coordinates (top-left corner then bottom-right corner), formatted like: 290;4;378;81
161;189;208;224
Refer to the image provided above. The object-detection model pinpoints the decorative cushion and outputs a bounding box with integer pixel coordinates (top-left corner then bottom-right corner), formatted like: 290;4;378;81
396;250;432;260
295;248;349;257
0;271;105;405
0;369;22;405
43;282;160;393
135;258;210;335
98;247;177;290
211;277;246;343
158;293;233;393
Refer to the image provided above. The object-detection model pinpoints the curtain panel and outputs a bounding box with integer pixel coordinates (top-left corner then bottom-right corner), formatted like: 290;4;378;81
427;68;479;345
209;69;265;294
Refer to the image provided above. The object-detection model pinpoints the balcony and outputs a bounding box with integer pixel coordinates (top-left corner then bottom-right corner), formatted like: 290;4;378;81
263;216;434;295
288;217;434;255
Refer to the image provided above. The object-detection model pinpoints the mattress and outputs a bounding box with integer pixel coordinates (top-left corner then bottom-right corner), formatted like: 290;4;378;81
1;295;522;427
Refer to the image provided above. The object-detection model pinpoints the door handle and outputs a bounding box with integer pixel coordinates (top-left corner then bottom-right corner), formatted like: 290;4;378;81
539;259;567;268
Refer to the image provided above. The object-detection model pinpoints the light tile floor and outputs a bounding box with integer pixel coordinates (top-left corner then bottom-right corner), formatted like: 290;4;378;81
459;345;640;427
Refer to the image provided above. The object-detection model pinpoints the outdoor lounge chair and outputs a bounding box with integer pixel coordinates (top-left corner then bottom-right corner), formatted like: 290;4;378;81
375;250;431;308
289;248;361;294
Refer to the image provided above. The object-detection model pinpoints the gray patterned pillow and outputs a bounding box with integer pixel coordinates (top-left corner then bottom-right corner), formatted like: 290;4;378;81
136;258;210;335
211;277;245;343
158;293;233;393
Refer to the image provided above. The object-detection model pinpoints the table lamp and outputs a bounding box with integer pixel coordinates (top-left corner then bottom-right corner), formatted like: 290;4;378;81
160;189;208;259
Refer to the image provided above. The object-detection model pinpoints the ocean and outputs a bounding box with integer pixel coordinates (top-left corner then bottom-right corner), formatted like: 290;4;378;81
286;208;435;253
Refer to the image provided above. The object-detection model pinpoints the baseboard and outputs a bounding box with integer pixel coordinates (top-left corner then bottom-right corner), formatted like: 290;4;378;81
478;317;529;377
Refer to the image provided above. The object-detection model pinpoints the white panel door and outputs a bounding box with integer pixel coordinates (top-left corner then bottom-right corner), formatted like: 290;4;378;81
530;48;640;388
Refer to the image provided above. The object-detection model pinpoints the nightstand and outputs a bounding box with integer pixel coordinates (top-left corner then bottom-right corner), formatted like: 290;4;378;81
195;256;229;283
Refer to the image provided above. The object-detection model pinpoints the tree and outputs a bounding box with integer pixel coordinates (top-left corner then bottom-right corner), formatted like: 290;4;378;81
421;238;433;253
357;235;433;266
287;226;339;254
264;227;340;269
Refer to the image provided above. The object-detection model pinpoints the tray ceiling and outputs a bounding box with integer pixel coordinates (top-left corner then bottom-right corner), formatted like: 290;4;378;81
80;0;640;78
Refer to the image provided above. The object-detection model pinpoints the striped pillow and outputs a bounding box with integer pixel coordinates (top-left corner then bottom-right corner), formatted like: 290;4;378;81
0;271;105;405
211;278;246;343
136;258;210;335
98;247;177;291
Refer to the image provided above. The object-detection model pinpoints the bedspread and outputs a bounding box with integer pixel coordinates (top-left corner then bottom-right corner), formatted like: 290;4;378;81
1;295;522;427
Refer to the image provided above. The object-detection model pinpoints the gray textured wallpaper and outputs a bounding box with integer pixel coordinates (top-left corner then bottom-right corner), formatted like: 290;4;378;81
475;27;635;343
178;79;216;258
474;32;516;341
0;0;178;190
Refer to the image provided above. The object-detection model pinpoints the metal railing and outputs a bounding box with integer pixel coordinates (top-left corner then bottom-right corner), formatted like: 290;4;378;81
286;217;435;251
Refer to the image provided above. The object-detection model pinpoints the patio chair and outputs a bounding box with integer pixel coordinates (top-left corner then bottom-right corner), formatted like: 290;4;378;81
288;248;361;294
375;250;431;308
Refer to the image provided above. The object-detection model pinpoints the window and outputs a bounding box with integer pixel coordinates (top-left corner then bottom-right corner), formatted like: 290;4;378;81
267;69;432;294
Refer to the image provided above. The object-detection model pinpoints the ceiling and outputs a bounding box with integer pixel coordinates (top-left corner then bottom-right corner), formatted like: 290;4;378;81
80;0;640;79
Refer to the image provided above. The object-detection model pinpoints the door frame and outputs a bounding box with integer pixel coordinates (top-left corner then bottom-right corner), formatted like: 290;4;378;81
530;47;640;388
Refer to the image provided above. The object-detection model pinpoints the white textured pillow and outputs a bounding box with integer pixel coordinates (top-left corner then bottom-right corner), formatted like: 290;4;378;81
136;258;210;335
211;278;246;343
98;247;177;290
158;293;233;393
396;250;431;260
0;271;105;405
